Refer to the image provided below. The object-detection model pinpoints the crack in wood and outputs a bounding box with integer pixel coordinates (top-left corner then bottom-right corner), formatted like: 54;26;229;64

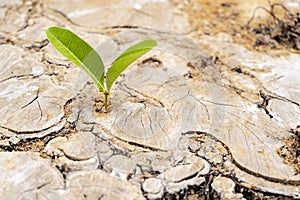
182;131;300;185
57;147;93;162
263;89;300;106
257;89;300;120
122;82;165;108
0;74;37;83
21;95;39;109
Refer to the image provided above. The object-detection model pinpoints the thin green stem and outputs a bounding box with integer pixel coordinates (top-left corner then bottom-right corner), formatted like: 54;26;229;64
104;91;109;112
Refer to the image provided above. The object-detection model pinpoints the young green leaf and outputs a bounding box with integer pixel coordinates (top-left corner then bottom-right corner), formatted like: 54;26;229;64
46;26;158;112
46;27;105;92
106;39;157;93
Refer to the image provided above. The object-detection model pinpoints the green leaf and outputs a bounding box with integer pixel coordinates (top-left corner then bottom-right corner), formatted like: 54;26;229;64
46;26;105;92
106;39;157;92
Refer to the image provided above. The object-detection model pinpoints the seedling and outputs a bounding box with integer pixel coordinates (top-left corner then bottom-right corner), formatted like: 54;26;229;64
46;27;157;112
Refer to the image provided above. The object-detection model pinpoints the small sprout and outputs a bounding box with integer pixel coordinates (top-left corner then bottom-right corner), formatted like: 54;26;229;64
46;26;157;112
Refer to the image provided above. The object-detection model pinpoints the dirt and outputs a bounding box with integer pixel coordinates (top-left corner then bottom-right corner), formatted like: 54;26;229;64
184;0;300;52
248;3;300;50
278;126;300;175
94;92;112;114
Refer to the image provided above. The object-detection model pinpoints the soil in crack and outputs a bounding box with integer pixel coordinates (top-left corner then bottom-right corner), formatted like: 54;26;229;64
184;0;300;52
278;126;300;175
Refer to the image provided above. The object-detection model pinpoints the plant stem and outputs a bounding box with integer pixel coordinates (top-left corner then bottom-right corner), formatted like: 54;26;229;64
104;92;109;112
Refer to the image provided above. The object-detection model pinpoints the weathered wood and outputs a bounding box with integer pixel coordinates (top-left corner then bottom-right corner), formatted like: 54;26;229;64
0;0;299;198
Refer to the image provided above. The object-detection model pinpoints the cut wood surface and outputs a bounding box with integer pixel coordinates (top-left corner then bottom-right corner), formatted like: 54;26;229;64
0;0;299;199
